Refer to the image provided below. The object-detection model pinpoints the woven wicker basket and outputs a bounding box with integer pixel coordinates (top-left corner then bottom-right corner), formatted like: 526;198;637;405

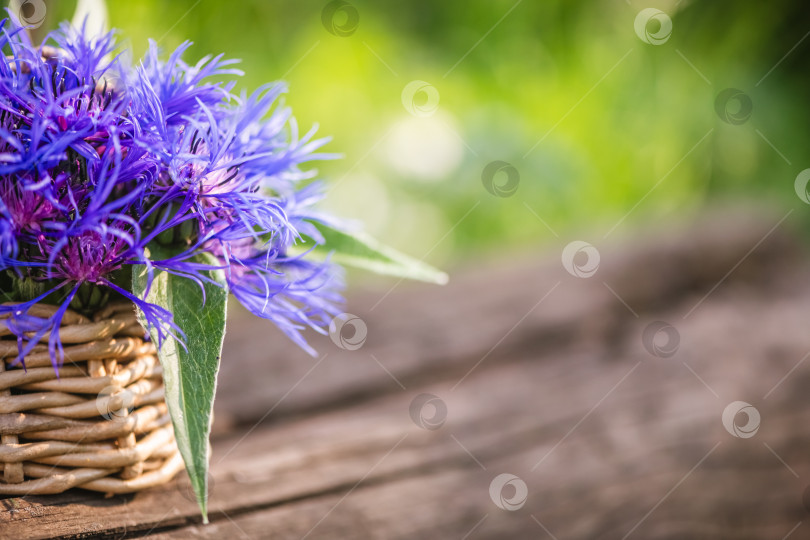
0;301;183;495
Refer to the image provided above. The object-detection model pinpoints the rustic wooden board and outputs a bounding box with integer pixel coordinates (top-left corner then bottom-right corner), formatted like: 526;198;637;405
213;206;797;427
2;206;809;539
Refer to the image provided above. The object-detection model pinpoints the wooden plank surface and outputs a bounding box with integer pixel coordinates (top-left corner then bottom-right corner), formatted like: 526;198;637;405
2;206;810;539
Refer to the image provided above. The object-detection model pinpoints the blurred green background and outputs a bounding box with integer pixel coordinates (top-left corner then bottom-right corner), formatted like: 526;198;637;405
34;0;810;269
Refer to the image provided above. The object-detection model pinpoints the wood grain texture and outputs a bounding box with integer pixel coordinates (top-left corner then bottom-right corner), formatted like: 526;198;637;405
2;206;809;539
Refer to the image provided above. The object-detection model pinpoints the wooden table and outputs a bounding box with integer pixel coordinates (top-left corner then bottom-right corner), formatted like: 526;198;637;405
2;207;810;539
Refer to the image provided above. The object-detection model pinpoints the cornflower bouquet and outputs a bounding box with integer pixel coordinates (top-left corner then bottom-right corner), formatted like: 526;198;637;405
0;17;444;518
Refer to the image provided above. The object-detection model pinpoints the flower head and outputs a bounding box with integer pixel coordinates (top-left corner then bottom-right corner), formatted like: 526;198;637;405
0;17;343;369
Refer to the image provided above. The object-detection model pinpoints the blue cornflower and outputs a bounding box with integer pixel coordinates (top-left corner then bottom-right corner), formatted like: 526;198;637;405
0;18;343;369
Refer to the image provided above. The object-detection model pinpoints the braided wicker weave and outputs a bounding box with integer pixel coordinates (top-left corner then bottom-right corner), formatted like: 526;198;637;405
0;301;183;495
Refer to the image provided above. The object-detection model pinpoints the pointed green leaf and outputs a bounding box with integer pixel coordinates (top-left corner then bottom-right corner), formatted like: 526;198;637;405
303;224;448;285
132;252;227;523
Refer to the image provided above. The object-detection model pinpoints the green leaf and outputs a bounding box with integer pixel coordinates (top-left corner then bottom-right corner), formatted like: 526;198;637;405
303;224;448;285
132;250;227;523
